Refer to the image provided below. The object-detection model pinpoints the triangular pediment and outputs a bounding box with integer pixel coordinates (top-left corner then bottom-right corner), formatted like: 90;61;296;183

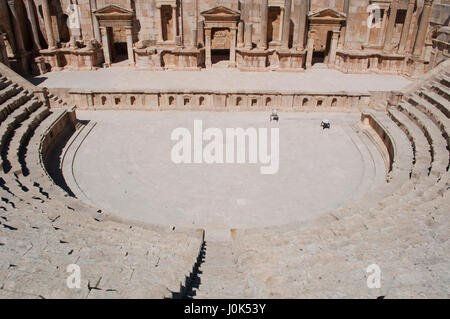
94;5;134;17
201;6;240;20
308;8;346;20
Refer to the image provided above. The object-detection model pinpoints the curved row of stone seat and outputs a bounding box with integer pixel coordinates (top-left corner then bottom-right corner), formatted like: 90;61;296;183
229;65;450;298
230;171;449;297
0;64;204;298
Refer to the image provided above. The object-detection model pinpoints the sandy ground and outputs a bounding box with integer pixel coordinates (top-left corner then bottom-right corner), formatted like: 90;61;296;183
63;111;386;234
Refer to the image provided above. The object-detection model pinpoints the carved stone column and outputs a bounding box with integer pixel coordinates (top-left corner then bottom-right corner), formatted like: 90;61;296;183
125;27;135;66
191;27;198;48
100;27;111;66
172;5;178;42
398;0;414;53
90;0;101;42
293;0;306;50
383;0;399;52
237;21;244;48
244;23;253;49
242;0;250;23
155;4;164;43
230;27;237;67
338;0;350;49
0;33;10;66
41;0;56;49
7;0;28;72
377;6;389;46
328;31;340;64
305;30;314;68
24;0;41;51
413;0;433;57
205;27;212;68
281;0;292;49
259;0;268;49
198;20;204;47
7;1;25;53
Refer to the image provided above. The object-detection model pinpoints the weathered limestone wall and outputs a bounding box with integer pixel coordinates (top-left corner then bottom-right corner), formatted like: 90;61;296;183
360;110;395;172
40;106;77;171
0;0;447;75
65;89;374;112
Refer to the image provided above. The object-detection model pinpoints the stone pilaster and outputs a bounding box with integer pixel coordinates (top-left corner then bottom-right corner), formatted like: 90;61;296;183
0;33;10;67
155;4;164;43
244;23;253;49
205;27;212;68
172;5;178;42
90;0;102;42
191;27;198;48
241;0;251;23
24;0;41;51
338;0;350;49
377;6;389;46
281;0;292;49
328;31;340;64
305;30;314;68
292;0;307;50
198;20;204;47
230;27;237;67
100;27;111;66
237;21;244;48
259;0;268;49
413;0;433;57
41;0;56;49
398;0;415;53
125;27;135;66
383;0;399;52
7;0;28;72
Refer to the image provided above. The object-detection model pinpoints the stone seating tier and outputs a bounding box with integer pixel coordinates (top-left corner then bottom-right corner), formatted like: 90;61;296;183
0;63;205;299
225;63;450;299
0;59;449;298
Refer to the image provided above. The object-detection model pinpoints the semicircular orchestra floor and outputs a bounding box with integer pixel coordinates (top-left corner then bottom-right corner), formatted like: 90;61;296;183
63;111;386;236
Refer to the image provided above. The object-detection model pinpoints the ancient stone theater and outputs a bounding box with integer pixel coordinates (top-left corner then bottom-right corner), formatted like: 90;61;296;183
0;0;449;298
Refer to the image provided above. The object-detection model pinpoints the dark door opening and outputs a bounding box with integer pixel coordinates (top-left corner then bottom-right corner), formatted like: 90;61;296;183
312;30;333;65
211;49;230;65
312;51;325;64
107;27;128;64
113;42;128;63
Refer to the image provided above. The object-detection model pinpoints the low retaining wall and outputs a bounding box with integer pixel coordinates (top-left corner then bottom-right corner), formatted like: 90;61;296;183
40;107;77;177
64;89;377;112
361;111;395;172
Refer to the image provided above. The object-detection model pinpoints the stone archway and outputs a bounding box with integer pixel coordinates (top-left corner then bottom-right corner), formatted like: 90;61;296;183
201;6;240;68
94;5;134;66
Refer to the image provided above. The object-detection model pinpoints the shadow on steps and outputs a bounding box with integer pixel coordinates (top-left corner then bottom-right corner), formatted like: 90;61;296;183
172;241;206;299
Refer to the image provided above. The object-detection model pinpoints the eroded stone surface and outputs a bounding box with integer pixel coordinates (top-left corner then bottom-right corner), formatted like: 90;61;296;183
66;111;385;235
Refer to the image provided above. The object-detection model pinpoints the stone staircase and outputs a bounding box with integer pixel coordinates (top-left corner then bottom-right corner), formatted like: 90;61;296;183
0;63;205;299
193;241;248;299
